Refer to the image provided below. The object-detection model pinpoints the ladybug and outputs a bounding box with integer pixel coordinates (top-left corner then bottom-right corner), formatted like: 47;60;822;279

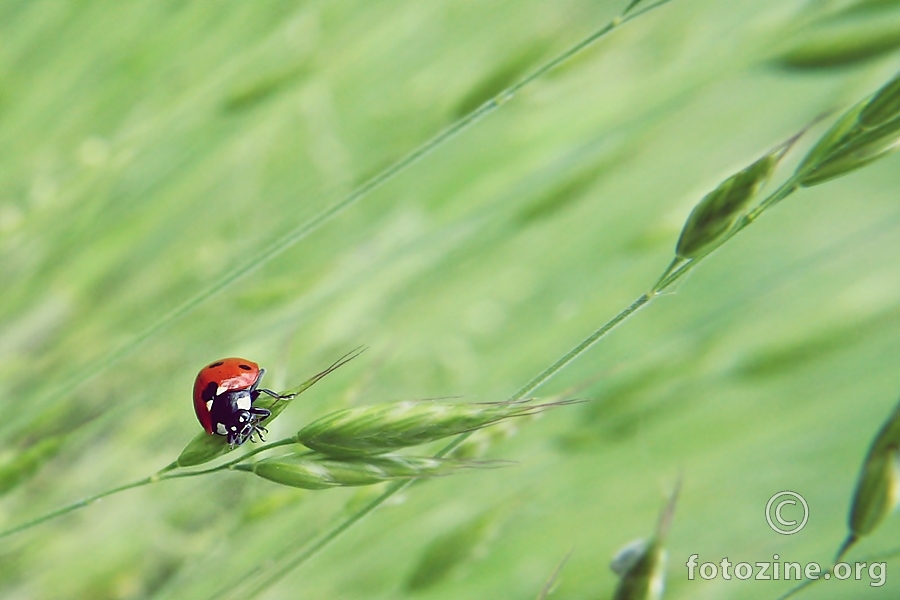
193;358;290;447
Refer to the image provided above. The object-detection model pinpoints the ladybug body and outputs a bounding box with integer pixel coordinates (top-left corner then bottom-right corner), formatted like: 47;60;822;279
193;358;286;447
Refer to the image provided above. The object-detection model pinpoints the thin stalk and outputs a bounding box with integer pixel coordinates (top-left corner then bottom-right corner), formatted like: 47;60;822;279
743;178;800;224
164;438;300;479
0;437;297;541
772;564;832;600
774;542;900;599
508;292;654;401
0;476;153;541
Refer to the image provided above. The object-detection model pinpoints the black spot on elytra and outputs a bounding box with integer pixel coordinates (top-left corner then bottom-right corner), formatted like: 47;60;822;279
202;381;218;401
209;361;224;368
239;364;252;370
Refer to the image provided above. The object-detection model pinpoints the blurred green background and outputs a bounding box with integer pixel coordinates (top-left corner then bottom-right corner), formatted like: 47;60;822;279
1;0;900;598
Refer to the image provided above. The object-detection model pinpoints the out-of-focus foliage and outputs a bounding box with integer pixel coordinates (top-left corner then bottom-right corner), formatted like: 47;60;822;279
1;1;899;599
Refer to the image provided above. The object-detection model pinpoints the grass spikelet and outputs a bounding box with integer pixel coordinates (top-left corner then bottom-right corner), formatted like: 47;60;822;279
799;118;900;186
794;100;867;180
175;433;233;469
234;453;486;490
836;395;900;560
611;480;680;600
296;398;580;457
860;70;900;128
797;73;900;186
674;140;793;259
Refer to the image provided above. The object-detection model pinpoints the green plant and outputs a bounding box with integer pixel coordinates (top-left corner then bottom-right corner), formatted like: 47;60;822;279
2;1;900;599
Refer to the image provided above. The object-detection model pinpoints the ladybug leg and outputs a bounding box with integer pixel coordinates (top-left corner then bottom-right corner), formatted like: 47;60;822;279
249;406;271;418
249;368;295;401
256;388;295;400
246;408;270;443
251;424;268;443
227;429;240;448
223;407;261;448
248;369;266;393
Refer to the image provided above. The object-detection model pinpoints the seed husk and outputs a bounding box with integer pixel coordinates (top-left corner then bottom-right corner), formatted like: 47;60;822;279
611;481;679;600
296;398;579;457
794;100;867;180
859;70;900;128
235;453;485;489
798;114;900;186
797;73;900;186
837;396;900;560
176;432;231;468
674;143;790;259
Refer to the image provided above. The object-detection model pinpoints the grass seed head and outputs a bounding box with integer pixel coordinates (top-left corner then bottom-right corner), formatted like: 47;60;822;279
611;539;649;576
848;449;900;538
296;398;577;457
794;100;866;180
176;431;232;468
236;453;477;489
612;540;666;600
675;146;786;259
860;70;900;128
798;75;900;186
611;481;679;600
799;116;900;186
840;396;900;558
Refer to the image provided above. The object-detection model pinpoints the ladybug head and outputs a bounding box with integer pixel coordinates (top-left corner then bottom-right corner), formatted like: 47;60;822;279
227;409;269;447
209;389;271;447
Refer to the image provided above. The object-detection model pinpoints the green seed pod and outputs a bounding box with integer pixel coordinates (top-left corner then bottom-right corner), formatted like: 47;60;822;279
849;450;900;537
611;481;679;600
797;72;900;186
235;453;474;489
795;100;867;179
675;145;788;259
837;396;900;559
297;398;578;457
859;70;900;128
798;114;900;186
612;539;665;600
176;431;231;468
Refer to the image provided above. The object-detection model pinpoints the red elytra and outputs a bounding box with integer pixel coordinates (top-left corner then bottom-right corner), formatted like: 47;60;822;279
192;357;285;447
